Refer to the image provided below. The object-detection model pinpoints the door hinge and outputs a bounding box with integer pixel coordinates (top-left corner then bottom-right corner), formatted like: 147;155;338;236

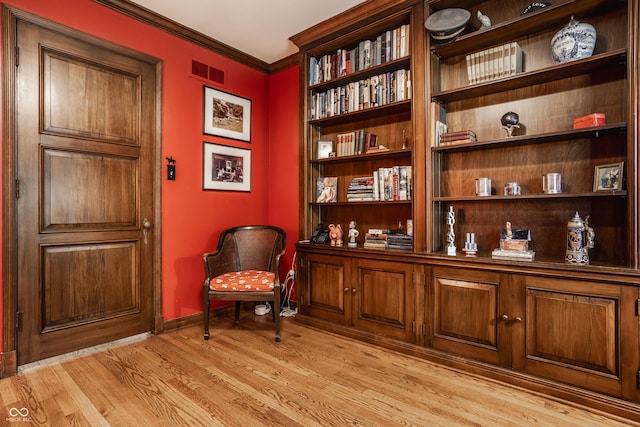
637;370;640;389
636;299;640;316
15;46;19;67
412;321;415;333
15;179;20;199
15;311;22;332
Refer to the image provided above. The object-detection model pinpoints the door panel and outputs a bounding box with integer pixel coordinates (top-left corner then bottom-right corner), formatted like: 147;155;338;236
351;259;414;342
16;19;157;364
301;253;349;324
430;267;509;366
520;276;638;399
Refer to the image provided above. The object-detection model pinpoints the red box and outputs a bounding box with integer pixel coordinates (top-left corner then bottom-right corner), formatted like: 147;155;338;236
573;113;606;129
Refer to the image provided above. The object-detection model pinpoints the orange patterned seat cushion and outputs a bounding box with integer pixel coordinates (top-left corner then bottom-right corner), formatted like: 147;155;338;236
209;270;275;291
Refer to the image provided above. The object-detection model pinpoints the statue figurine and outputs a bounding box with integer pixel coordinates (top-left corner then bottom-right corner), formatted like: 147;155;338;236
348;220;359;248
328;223;343;247
446;206;456;255
477;10;491;29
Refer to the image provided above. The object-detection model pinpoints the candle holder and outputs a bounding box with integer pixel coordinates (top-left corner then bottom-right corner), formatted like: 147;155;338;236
464;232;478;256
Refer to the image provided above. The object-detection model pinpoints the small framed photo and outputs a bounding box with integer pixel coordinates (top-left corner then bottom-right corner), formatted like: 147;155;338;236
203;142;251;192
593;162;624;192
203;86;251;142
317;140;334;159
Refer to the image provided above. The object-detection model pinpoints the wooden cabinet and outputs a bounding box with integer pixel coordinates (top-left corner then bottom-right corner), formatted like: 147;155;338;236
292;0;640;419
429;265;640;401
297;246;416;342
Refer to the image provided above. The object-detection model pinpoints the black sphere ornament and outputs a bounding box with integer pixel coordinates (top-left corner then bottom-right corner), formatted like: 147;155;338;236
501;111;520;137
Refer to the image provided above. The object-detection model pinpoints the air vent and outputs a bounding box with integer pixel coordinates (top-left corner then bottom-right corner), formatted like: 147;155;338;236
191;60;225;85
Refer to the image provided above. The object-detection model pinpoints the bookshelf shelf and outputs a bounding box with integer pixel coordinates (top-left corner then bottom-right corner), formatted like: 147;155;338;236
431;123;627;153
432;49;627;103
430;0;619;58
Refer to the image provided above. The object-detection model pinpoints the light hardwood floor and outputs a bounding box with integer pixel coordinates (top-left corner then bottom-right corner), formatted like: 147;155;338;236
1;313;639;426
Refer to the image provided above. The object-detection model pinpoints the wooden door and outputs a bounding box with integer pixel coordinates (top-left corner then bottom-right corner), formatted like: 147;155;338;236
430;267;512;367
517;276;640;400
351;258;414;342
15;19;158;364
298;251;350;325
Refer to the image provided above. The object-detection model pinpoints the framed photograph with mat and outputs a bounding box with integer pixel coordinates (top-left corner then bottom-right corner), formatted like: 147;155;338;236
203;86;251;142
203;142;251;192
593;162;624;192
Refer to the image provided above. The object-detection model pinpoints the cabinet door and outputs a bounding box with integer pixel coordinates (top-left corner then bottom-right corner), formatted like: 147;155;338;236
430;267;512;367
298;252;350;324
516;276;640;400
351;258;415;342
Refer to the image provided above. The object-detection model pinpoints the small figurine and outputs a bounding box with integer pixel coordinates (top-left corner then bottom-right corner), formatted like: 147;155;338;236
328;223;343;247
477;10;491;29
446;206;456;255
501;111;520;137
348;220;359;248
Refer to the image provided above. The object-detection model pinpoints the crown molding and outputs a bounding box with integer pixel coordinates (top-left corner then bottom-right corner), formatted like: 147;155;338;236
289;0;420;51
93;0;271;74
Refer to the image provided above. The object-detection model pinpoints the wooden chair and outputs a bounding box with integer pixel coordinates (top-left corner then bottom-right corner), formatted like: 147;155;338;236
202;225;286;342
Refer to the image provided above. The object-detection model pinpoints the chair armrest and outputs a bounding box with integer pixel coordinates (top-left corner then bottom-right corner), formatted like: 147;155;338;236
203;234;238;283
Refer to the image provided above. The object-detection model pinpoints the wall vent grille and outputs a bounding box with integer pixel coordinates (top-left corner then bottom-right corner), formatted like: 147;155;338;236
191;60;225;85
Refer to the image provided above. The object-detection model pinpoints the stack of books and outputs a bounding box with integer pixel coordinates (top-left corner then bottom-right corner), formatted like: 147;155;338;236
440;130;477;146
363;229;391;249
347;176;375;202
465;42;523;84
386;234;413;251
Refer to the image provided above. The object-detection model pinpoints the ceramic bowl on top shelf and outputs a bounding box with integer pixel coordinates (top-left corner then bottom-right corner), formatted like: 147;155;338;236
425;8;471;45
550;16;596;64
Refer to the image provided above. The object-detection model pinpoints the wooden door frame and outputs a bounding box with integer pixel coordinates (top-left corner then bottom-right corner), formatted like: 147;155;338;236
1;5;164;377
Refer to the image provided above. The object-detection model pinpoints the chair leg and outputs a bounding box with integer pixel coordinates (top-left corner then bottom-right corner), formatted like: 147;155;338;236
234;301;241;322
203;290;210;341
274;288;281;342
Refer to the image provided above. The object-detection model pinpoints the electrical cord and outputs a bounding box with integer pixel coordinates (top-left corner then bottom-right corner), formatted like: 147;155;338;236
280;252;297;317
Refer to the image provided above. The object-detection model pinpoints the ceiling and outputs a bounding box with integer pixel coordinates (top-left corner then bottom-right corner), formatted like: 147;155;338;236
130;0;368;64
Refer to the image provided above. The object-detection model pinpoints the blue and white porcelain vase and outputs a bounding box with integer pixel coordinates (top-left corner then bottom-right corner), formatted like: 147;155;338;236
550;16;596;64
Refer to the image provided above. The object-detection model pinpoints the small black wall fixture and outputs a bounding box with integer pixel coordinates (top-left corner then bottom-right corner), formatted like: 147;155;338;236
166;156;176;181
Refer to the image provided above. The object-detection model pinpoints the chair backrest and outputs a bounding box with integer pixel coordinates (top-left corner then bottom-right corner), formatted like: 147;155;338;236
223;225;286;273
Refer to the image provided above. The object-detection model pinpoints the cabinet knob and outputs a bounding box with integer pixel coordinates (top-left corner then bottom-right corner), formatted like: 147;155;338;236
344;287;349;293
501;314;509;321
352;288;357;293
514;317;522;323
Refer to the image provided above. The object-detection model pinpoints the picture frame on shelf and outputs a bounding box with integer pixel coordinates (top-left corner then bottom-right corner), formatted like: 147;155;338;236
203;142;251;192
317;140;334;159
202;86;251;142
593;162;623;192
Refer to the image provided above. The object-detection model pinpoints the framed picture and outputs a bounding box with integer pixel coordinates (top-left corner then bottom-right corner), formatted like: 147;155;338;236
203;86;251;142
203;142;251;192
317;140;333;159
593;161;624;192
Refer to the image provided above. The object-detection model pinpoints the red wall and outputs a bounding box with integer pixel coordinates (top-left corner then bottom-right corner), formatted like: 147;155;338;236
0;0;300;348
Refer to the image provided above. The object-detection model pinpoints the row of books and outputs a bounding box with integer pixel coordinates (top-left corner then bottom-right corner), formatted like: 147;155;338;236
465;42;523;84
310;70;411;120
333;130;380;157
346;165;412;202
309;24;410;86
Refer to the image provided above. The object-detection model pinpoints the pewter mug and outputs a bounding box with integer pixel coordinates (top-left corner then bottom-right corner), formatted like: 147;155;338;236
543;173;561;194
475;177;491;196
